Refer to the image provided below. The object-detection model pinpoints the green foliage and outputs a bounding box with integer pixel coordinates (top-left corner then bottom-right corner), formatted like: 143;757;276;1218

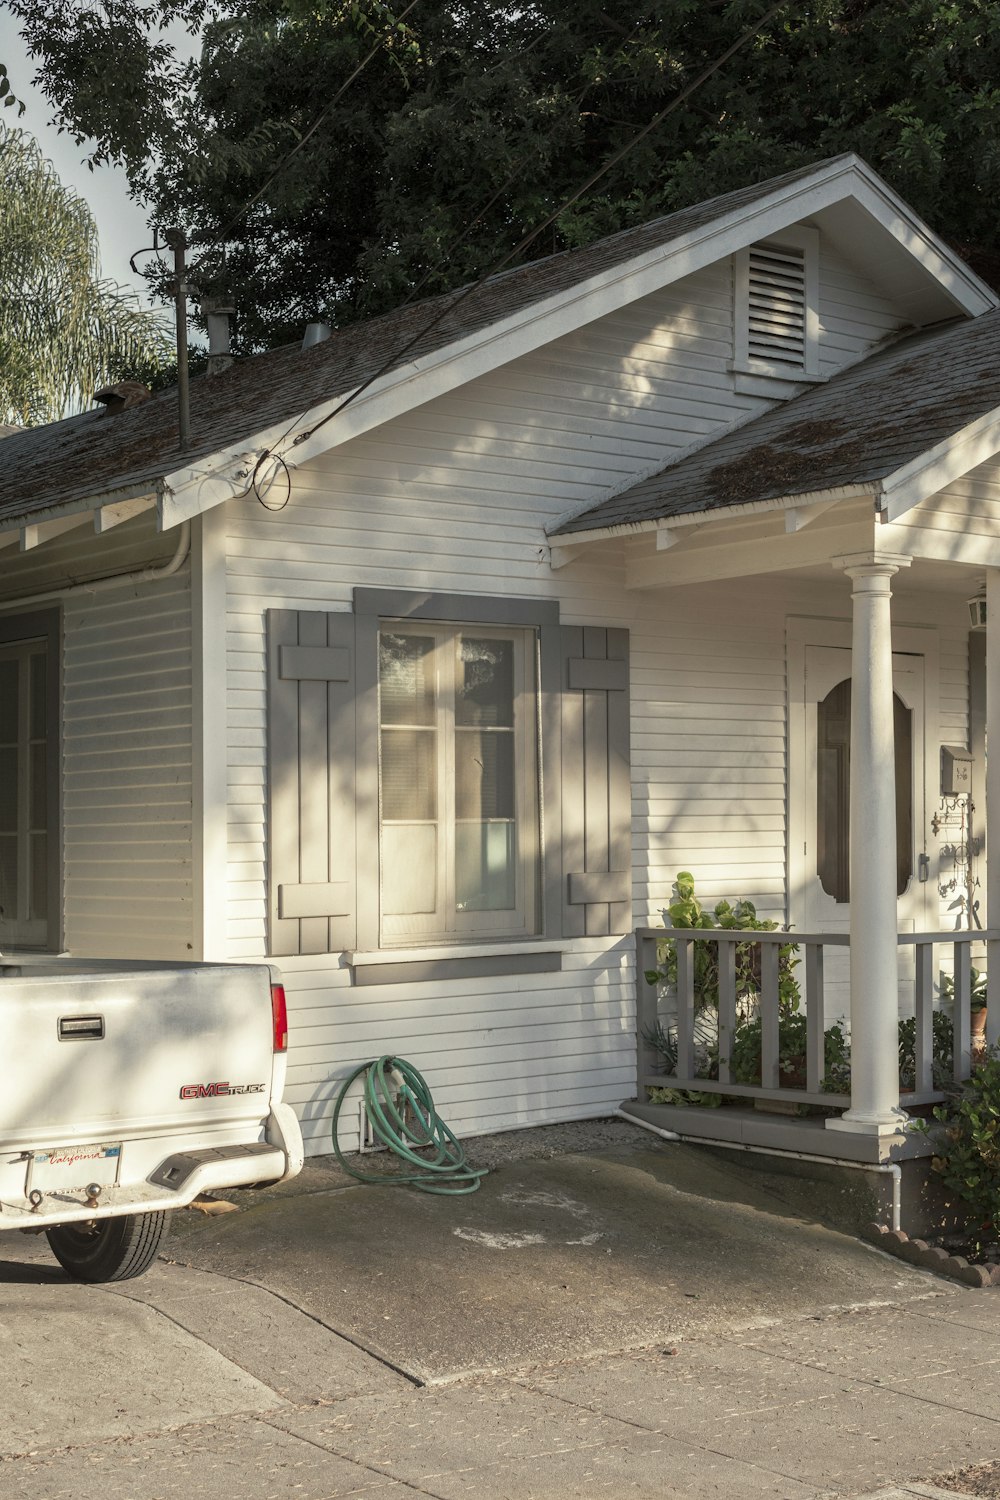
0;61;27;118
0;126;171;425
730;1013;851;1093
898;1009;955;1091
939;966;989;1013
918;1051;1000;1236
647;1085;723;1108
11;2;1000;350
646;871;801;1014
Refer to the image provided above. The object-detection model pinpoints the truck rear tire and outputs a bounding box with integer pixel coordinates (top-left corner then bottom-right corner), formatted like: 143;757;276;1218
46;1212;170;1283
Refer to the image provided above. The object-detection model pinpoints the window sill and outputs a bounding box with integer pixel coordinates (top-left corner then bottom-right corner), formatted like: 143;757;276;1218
346;940;563;986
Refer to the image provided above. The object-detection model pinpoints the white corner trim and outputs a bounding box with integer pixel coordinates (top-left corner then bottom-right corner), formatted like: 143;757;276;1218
880;405;1000;522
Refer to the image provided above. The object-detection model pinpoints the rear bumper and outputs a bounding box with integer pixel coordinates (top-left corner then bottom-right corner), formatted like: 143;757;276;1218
0;1105;304;1231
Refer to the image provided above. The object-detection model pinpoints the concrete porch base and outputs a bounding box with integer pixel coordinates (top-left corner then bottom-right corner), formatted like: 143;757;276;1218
619;1101;964;1239
620;1100;934;1162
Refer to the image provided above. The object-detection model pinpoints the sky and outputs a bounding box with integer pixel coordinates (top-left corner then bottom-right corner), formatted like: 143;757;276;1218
0;14;188;308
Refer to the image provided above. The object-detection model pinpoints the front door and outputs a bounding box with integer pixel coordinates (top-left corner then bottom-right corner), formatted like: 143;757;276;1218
790;630;934;1022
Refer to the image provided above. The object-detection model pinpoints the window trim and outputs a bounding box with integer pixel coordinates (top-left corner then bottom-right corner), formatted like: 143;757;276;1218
732;225;820;382
354;588;563;953
377;620;540;943
0;608;62;952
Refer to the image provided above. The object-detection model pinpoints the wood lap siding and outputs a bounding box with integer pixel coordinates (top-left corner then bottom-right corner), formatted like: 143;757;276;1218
219;246;930;1152
62;570;194;959
275;947;636;1151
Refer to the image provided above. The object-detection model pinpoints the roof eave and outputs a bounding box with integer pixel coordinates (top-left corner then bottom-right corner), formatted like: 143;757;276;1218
0;478;166;547
548;484;880;552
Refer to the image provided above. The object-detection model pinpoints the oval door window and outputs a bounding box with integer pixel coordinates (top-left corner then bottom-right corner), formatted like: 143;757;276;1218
816;679;912;903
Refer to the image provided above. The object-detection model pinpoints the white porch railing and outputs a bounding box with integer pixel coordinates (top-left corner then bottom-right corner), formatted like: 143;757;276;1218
635;926;995;1112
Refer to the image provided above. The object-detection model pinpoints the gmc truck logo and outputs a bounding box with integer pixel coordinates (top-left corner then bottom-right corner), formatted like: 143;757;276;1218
179;1081;266;1099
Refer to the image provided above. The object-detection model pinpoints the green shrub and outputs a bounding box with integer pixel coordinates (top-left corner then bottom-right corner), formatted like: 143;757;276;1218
898;1010;954;1091
644;871;800;1013
730;1012;851;1093
917;1052;1000;1239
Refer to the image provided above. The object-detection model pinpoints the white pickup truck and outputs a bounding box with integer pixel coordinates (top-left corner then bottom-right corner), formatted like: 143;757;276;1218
0;956;303;1282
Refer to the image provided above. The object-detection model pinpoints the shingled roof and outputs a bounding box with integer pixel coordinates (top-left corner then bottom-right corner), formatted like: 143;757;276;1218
552;310;1000;536
0;157;847;530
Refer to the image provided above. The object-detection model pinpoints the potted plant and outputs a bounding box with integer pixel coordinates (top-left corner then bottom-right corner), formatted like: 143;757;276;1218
940;966;988;1061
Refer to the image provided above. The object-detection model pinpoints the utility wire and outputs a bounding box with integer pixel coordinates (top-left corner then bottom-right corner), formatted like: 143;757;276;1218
243;24;651;490
280;0;789;457
188;0;422;282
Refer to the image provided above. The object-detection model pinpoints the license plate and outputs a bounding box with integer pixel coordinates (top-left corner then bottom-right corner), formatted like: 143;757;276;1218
28;1142;122;1193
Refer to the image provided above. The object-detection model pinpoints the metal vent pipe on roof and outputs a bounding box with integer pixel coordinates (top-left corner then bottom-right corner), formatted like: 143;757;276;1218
302;321;331;349
202;296;235;377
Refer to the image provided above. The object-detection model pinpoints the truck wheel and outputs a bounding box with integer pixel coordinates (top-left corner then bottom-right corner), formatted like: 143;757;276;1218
46;1212;170;1283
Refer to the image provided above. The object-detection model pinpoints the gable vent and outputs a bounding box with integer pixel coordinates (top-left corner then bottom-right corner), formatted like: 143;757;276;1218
747;242;807;369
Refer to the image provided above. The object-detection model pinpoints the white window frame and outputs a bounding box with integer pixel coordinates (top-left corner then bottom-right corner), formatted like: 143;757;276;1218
733;225;820;381
377;619;541;946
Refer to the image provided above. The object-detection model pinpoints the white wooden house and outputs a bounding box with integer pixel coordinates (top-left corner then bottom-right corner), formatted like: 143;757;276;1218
3;153;1000;1166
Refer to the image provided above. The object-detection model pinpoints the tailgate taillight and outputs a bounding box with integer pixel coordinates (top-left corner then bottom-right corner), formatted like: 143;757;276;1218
271;983;288;1052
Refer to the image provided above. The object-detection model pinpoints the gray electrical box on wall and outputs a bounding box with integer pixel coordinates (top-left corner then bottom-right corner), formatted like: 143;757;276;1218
941;746;973;795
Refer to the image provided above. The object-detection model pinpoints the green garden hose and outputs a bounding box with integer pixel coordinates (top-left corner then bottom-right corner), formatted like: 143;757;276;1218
331;1056;488;1195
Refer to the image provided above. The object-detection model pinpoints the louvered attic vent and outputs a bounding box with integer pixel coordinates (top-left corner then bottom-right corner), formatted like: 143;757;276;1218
747;242;807;369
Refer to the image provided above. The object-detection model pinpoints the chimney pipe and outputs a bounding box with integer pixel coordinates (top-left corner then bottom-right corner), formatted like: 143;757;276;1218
302;321;331;349
202;296;235;376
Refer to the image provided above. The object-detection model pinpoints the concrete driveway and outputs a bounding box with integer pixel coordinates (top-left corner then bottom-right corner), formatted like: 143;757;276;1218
160;1122;926;1382
2;1120;998;1499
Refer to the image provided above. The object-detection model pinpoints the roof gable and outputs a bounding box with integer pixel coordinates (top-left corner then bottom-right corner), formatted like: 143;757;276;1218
552;311;1000;539
0;152;995;539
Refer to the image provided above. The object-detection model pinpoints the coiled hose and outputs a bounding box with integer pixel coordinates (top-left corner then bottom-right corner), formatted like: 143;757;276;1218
331;1056;488;1195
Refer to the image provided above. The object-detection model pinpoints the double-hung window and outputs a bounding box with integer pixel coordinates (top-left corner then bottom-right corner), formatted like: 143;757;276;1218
378;623;540;943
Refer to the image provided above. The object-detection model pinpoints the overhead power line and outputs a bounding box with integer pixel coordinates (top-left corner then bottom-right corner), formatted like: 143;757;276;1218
278;0;790;459
189;0;422;281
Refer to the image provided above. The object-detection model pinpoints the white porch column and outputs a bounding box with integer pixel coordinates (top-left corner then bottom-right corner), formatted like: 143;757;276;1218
986;571;1000;1048
827;551;911;1137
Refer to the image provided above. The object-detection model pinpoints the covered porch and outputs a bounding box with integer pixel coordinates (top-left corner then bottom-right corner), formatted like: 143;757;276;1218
546;319;1000;1184
622;546;1000;1165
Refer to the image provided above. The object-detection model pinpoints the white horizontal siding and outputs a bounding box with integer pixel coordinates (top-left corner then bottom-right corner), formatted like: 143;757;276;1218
60;561;194;960
216;246;946;1153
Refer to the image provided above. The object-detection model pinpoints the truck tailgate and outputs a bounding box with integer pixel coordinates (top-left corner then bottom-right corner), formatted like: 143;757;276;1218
0;963;276;1146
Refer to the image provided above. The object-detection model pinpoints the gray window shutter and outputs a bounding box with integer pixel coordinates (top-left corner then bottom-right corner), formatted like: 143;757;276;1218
267;609;357;955
560;625;631;937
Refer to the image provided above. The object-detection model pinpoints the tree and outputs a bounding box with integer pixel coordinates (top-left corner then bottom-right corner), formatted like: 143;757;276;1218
0;126;172;425
9;1;1000;352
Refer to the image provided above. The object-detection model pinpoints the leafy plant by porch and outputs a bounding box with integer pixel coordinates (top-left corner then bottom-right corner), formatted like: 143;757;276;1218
643;871;801;1013
939;966;988;1013
642;871;961;1103
919;1053;1000;1243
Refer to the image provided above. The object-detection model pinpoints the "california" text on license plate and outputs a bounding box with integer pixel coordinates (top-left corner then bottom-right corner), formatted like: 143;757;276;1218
28;1142;122;1193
